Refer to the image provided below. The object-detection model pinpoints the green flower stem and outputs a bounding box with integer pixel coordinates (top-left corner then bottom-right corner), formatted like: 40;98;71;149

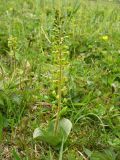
54;45;62;133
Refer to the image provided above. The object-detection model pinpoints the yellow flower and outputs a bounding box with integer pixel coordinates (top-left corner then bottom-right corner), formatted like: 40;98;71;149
102;35;109;41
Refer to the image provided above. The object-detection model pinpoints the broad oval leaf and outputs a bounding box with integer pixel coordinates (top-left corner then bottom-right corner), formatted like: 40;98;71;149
59;118;72;139
33;128;43;139
33;118;72;146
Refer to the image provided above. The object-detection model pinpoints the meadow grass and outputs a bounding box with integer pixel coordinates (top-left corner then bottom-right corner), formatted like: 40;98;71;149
0;0;120;159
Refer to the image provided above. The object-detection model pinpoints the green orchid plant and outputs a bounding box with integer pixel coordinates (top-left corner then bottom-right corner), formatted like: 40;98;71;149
33;9;72;147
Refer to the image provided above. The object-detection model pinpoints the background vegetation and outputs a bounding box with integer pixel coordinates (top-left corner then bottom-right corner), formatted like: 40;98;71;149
0;0;120;159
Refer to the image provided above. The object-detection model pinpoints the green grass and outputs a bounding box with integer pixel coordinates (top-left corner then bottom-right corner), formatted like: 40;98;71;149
0;0;120;159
